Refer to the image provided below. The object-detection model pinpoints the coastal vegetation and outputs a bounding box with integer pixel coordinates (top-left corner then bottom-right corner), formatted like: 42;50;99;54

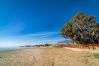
61;13;99;44
93;53;99;58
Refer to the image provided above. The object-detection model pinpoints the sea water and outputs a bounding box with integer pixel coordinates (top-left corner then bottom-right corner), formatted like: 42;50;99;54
0;47;32;51
0;47;20;51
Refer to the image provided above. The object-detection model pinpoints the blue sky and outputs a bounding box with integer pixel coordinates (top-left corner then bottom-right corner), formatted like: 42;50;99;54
0;0;99;47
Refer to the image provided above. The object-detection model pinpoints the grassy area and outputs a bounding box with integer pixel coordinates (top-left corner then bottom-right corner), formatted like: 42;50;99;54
93;53;99;58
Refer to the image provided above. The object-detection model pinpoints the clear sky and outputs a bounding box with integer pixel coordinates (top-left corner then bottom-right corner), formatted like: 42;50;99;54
0;0;99;47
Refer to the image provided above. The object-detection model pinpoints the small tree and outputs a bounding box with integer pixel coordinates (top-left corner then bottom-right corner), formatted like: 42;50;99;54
61;13;99;44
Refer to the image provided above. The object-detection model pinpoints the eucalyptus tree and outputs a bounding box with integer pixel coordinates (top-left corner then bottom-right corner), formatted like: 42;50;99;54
61;13;99;44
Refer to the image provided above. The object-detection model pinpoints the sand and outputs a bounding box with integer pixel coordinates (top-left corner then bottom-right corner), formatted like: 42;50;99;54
65;47;99;53
0;47;99;66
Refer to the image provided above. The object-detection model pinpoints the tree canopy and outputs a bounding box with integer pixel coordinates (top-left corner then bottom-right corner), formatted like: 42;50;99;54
61;13;99;44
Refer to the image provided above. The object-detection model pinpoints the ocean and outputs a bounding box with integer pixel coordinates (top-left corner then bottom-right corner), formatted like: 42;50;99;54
0;47;20;51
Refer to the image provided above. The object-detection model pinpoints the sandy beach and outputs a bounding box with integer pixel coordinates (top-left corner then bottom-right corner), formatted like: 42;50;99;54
0;47;99;66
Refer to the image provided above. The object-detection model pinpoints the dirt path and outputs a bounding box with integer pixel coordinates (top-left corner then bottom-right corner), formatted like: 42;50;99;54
0;48;99;66
65;47;99;53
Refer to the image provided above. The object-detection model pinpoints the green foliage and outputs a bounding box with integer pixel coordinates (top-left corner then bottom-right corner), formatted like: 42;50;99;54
61;12;99;44
93;53;99;58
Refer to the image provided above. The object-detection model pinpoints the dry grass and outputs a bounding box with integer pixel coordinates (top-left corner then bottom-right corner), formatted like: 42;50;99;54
0;48;99;66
